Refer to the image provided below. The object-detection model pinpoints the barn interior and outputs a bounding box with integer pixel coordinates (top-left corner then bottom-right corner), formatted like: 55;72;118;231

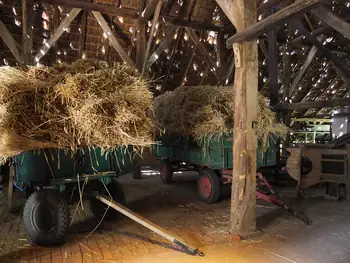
1;0;350;262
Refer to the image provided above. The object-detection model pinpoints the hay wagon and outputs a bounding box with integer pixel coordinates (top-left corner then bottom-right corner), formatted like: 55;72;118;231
154;135;277;204
12;147;136;246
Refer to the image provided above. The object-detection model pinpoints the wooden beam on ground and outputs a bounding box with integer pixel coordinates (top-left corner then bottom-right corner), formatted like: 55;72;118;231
36;0;140;18
289;45;318;97
35;8;81;62
142;0;163;75
0;21;23;65
161;28;182;91
293;21;350;87
146;26;178;69
311;6;350;41
268;24;278;106
276;97;350;110
226;0;321;47
78;11;88;59
230;0;259;239
186;28;221;82
22;0;29;65
92;11;135;67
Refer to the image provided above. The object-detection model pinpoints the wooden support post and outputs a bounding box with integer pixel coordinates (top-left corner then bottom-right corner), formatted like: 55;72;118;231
0;21;23;65
22;0;29;65
35;8;81;62
268;21;278;106
283;45;292;143
180;42;199;86
226;0;321;46
78;11;87;59
8;166;14;212
312;6;350;42
53;6;60;63
230;0;259;239
93;12;135;67
216;32;225;74
141;0;163;75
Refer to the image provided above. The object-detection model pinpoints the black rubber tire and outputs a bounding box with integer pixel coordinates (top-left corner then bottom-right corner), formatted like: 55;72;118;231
89;179;126;221
197;169;221;204
132;165;142;180
23;191;69;246
159;159;173;184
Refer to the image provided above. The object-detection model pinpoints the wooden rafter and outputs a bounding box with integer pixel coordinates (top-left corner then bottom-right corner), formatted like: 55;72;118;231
78;11;88;59
136;21;147;71
289;45;319;97
311;6;350;41
35;8;81;62
268;21;278;106
0;20;23;64
141;0;163;75
185;28;221;82
226;0;321;46
215;0;237;26
22;0;29;65
146;26;178;69
140;0;162;21
294;21;350;88
276;97;350;110
93;12;135;67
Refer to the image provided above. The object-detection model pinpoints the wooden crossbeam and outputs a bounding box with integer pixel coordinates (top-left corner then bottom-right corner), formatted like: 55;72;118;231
0;20;23;64
226;0;321;47
36;0;140;18
294;21;350;87
141;0;163;75
146;26;178;69
185;28;221;82
275;97;350;110
140;0;162;21
311;6;350;41
92;12;135;67
289;45;318;97
35;8;81;62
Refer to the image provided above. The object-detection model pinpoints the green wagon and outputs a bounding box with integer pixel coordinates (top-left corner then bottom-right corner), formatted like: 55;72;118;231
13;147;136;246
154;135;277;204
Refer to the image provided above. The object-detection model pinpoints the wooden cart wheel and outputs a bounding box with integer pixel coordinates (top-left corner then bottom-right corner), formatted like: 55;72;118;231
197;169;220;204
159;159;173;184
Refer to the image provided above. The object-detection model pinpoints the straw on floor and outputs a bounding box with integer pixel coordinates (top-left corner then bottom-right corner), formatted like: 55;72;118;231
0;59;153;163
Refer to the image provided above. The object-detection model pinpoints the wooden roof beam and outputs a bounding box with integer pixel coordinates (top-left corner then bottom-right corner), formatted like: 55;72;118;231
0;20;23;65
185;28;221;83
226;0;322;47
311;6;350;42
140;0;164;21
36;0;140;18
34;8;81;62
276;97;350;110
92;11;135;67
294;21;350;88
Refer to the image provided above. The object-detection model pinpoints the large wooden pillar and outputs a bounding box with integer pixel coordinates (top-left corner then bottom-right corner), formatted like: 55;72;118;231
230;0;258;238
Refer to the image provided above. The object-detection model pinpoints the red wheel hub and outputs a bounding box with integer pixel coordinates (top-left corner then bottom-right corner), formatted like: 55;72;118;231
161;165;167;178
199;176;211;197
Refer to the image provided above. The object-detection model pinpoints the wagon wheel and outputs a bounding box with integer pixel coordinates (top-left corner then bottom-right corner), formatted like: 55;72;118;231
23;190;69;246
197;169;221;204
159;159;173;184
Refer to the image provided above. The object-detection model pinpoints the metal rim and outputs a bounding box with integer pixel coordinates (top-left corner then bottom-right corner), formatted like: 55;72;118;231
31;202;55;234
199;176;211;198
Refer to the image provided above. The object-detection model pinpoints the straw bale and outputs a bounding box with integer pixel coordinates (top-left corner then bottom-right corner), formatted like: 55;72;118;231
154;86;288;149
0;59;153;163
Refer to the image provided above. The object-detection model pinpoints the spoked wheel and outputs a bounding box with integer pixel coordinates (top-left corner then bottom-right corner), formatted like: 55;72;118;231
197;169;221;204
89;179;125;221
159;159;173;184
23;190;69;246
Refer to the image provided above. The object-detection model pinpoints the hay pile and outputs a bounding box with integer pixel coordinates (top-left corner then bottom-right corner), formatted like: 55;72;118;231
153;86;288;148
0;59;153;163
